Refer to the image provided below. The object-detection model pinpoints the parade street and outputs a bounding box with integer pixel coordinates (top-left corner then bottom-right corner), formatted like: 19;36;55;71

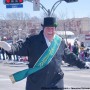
0;62;90;90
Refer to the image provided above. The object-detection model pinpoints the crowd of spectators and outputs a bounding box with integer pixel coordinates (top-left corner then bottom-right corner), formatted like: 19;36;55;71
68;40;90;62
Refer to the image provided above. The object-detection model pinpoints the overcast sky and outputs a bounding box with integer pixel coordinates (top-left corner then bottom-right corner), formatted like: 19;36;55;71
0;0;90;19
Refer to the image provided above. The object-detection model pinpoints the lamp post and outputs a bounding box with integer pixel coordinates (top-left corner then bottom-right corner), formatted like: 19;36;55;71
64;21;68;44
25;0;78;17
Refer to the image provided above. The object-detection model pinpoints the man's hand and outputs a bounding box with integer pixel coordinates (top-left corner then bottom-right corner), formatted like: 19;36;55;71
85;62;90;69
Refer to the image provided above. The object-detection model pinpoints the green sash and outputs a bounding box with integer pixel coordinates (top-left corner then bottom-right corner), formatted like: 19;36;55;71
9;34;62;83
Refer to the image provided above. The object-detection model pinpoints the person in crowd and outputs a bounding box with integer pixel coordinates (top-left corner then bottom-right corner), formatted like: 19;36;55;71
1;48;5;60
79;47;85;61
5;51;12;60
80;42;85;48
72;41;79;56
0;47;1;60
79;42;85;61
84;48;90;61
0;17;90;90
13;54;19;61
67;42;72;51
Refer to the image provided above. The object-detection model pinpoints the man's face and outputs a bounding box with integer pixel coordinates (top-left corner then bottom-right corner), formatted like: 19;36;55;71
44;27;56;41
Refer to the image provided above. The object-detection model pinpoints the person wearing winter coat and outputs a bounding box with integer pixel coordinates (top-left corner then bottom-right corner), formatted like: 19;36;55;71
0;17;90;90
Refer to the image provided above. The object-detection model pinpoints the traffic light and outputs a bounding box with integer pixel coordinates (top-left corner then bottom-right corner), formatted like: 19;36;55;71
5;0;23;4
64;0;78;3
33;0;40;11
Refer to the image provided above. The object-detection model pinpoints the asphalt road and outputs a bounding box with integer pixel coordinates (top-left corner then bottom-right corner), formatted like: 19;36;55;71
0;62;90;90
62;65;90;90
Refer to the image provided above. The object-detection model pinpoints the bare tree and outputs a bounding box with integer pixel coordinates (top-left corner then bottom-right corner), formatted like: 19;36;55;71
5;12;31;20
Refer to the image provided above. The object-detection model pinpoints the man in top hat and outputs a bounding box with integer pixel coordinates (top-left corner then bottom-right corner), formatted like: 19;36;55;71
0;17;90;90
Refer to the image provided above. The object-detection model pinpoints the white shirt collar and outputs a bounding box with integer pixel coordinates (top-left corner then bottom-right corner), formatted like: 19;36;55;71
44;35;51;47
44;34;55;47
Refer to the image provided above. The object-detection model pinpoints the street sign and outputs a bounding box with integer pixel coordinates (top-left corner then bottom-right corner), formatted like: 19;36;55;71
6;4;23;8
33;0;40;11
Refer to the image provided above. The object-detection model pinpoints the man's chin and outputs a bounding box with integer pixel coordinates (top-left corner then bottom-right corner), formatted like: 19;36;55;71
48;37;54;41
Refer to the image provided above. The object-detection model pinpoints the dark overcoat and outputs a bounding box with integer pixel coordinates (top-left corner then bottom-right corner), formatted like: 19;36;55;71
10;30;86;90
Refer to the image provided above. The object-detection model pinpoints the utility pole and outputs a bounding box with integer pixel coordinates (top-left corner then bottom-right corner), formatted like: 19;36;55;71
24;0;78;17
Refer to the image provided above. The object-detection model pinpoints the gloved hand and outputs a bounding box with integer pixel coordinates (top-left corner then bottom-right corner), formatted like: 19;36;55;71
85;62;90;69
0;41;11;51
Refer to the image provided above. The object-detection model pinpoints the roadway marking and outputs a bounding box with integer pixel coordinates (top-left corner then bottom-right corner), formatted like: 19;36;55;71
0;75;10;81
80;75;90;77
0;78;10;81
65;78;90;83
65;72;90;76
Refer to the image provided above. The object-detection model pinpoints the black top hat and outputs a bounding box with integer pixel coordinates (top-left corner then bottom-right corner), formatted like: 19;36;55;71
41;17;58;27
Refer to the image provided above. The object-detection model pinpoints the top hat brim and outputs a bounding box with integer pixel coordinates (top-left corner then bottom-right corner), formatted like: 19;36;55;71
41;23;58;27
